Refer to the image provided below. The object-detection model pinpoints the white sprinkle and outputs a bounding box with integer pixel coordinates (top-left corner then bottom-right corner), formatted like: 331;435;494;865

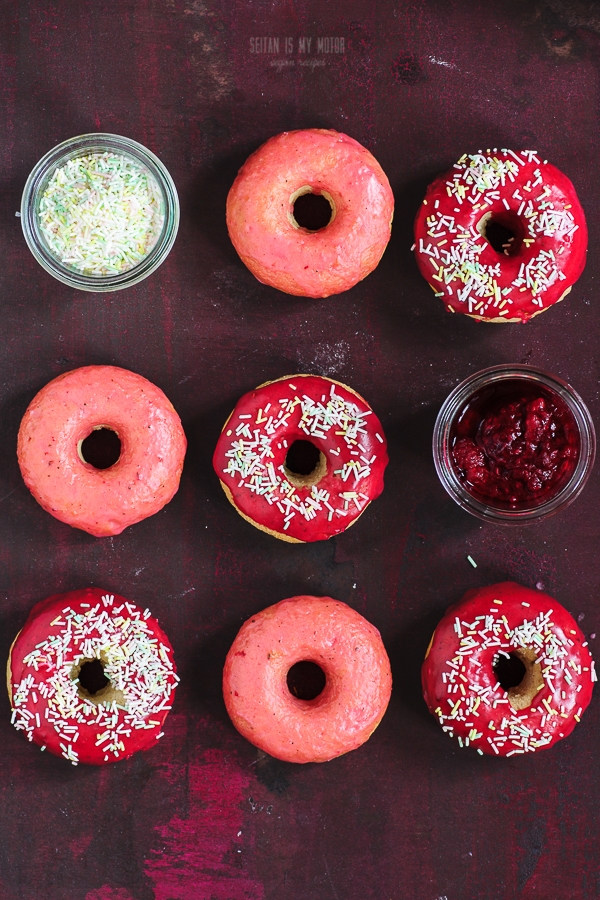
38;152;165;276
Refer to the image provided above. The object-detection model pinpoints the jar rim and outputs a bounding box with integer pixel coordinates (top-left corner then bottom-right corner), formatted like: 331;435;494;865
21;133;180;292
432;364;596;524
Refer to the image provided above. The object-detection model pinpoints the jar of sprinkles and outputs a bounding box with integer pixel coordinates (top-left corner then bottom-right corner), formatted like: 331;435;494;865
21;133;179;291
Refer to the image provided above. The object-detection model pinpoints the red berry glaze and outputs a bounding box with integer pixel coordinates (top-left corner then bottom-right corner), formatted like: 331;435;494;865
8;588;178;765
213;374;388;542
422;582;595;755
414;150;587;322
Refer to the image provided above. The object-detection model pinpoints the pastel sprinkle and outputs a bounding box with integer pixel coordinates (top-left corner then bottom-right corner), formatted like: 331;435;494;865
38;152;164;276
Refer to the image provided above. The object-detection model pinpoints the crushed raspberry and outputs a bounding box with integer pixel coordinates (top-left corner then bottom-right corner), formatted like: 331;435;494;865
451;387;579;506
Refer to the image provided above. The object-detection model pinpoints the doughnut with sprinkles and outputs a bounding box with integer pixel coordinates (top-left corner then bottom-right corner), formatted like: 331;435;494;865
422;582;595;756
413;150;587;322
8;588;178;766
212;374;388;542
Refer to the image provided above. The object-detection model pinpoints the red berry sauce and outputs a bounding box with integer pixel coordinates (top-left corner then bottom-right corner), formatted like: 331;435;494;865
450;380;580;507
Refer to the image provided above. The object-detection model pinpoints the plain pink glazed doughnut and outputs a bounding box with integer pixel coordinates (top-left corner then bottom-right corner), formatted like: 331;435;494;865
17;365;187;537
223;595;392;763
226;129;394;298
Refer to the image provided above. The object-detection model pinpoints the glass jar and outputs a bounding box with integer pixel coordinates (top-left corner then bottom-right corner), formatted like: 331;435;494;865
433;364;596;524
21;133;179;292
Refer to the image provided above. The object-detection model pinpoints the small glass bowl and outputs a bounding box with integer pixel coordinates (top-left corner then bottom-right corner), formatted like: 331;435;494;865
21;133;179;292
433;364;596;524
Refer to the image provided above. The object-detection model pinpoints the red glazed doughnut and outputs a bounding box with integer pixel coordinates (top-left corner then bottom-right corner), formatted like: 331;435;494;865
414;150;587;322
212;374;388;542
223;595;392;763
422;582;595;756
8;587;178;766
18;365;187;537
226;129;394;298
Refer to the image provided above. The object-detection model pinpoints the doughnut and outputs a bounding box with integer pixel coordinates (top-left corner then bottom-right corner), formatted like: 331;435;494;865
422;582;595;755
226;129;394;298
414;150;587;322
18;365;187;537
223;595;392;763
8;587;178;765
212;374;388;542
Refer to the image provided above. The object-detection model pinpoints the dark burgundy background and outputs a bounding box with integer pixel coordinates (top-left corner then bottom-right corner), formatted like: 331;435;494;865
1;1;600;898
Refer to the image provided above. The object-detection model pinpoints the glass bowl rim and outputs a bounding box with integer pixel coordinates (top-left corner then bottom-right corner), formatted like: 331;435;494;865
432;363;596;524
21;132;180;292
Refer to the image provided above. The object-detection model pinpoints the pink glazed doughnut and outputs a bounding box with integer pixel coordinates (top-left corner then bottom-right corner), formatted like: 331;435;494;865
223;595;392;763
17;366;187;537
226;129;394;298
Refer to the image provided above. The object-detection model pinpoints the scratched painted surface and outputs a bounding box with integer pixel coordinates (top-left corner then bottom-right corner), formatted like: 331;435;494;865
0;0;600;898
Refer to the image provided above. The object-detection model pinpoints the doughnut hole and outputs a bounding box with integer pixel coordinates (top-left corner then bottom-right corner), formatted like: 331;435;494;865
72;655;125;706
78;425;121;469
287;660;327;701
289;185;336;232
477;210;525;257
283;439;327;488
493;647;543;711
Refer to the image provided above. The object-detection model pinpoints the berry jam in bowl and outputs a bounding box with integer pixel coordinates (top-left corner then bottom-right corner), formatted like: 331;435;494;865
433;365;595;523
21;133;179;292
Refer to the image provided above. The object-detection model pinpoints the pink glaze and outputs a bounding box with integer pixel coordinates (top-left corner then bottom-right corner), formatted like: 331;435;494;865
414;151;587;322
223;595;392;763
18;365;187;537
212;374;388;542
9;587;178;766
226;129;394;298
422;582;595;756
